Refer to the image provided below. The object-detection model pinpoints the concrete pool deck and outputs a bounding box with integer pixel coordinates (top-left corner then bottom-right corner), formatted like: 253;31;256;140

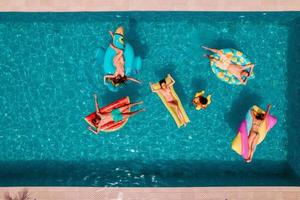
1;187;300;200
0;0;300;12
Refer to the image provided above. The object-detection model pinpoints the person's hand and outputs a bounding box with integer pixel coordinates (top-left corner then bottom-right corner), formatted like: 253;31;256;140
109;31;114;38
88;126;93;131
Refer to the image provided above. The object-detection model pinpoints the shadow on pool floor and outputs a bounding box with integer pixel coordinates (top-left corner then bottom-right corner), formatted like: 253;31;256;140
286;17;300;180
0;159;299;186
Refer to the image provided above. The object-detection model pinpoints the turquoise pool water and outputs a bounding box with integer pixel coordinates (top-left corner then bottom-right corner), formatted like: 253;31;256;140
0;12;300;186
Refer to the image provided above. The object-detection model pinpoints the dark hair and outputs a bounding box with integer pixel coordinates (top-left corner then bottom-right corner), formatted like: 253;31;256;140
208;55;215;59
159;79;166;86
111;75;127;86
199;96;208;105
92;115;101;126
256;113;265;120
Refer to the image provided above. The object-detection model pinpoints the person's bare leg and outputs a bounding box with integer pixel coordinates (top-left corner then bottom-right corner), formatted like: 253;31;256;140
202;46;219;53
248;135;259;162
122;108;145;119
246;132;257;162
168;102;185;124
122;101;143;109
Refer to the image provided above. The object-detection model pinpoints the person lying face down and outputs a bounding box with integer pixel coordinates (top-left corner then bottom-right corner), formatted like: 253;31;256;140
87;94;145;134
245;104;272;163
202;46;255;85
150;78;188;126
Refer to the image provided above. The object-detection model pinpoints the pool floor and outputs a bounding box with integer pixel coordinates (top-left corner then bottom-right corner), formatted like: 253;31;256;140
0;12;300;186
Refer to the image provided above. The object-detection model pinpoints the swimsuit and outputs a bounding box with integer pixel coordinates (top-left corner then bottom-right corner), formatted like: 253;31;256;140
111;109;123;122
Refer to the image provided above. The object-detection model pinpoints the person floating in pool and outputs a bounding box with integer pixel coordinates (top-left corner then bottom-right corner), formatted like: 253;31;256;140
246;104;272;163
104;30;141;86
192;90;211;110
150;79;188;126
87;94;145;134
202;46;254;85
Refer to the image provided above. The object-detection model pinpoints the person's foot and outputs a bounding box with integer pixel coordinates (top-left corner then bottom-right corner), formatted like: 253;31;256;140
137;101;143;105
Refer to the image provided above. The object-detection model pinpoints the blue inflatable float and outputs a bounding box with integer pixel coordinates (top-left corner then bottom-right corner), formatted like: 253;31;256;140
96;27;142;92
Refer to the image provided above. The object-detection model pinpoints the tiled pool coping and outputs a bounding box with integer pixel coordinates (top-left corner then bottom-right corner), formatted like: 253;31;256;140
0;0;300;12
1;187;300;199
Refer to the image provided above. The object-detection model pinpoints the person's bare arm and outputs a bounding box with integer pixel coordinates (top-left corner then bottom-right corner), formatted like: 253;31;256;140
104;74;115;81
248;64;255;75
265;105;272;117
250;109;256;119
167;74;175;86
88;126;99;134
242;78;248;85
109;43;121;53
127;77;141;84
109;31;114;39
93;94;100;115
237;76;246;85
149;82;159;92
202;46;219;53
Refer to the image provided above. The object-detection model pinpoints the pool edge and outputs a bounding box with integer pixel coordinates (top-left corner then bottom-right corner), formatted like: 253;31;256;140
1;187;300;199
0;0;300;12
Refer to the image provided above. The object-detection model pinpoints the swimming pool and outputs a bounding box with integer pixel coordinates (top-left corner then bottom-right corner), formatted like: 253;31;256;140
0;12;299;186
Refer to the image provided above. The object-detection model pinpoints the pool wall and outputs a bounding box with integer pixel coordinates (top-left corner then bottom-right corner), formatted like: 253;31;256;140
287;16;300;178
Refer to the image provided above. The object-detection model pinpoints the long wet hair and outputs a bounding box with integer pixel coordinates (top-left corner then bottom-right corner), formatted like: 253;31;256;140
106;75;127;87
255;113;265;120
92;115;101;126
159;79;166;86
199;96;208;105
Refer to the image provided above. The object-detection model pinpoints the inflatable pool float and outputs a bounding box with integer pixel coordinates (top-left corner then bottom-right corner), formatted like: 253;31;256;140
150;74;190;128
193;90;211;110
209;48;254;85
231;105;277;159
84;97;130;133
96;26;142;92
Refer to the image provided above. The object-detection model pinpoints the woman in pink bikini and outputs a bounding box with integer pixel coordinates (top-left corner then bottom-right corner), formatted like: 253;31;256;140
150;79;187;126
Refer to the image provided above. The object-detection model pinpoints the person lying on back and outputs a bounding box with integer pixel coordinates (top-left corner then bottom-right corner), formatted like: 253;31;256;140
245;104;272;162
203;46;254;85
150;78;187;126
88;94;145;134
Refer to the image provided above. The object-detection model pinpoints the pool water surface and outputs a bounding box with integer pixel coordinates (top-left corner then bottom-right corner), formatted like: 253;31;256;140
0;12;299;186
